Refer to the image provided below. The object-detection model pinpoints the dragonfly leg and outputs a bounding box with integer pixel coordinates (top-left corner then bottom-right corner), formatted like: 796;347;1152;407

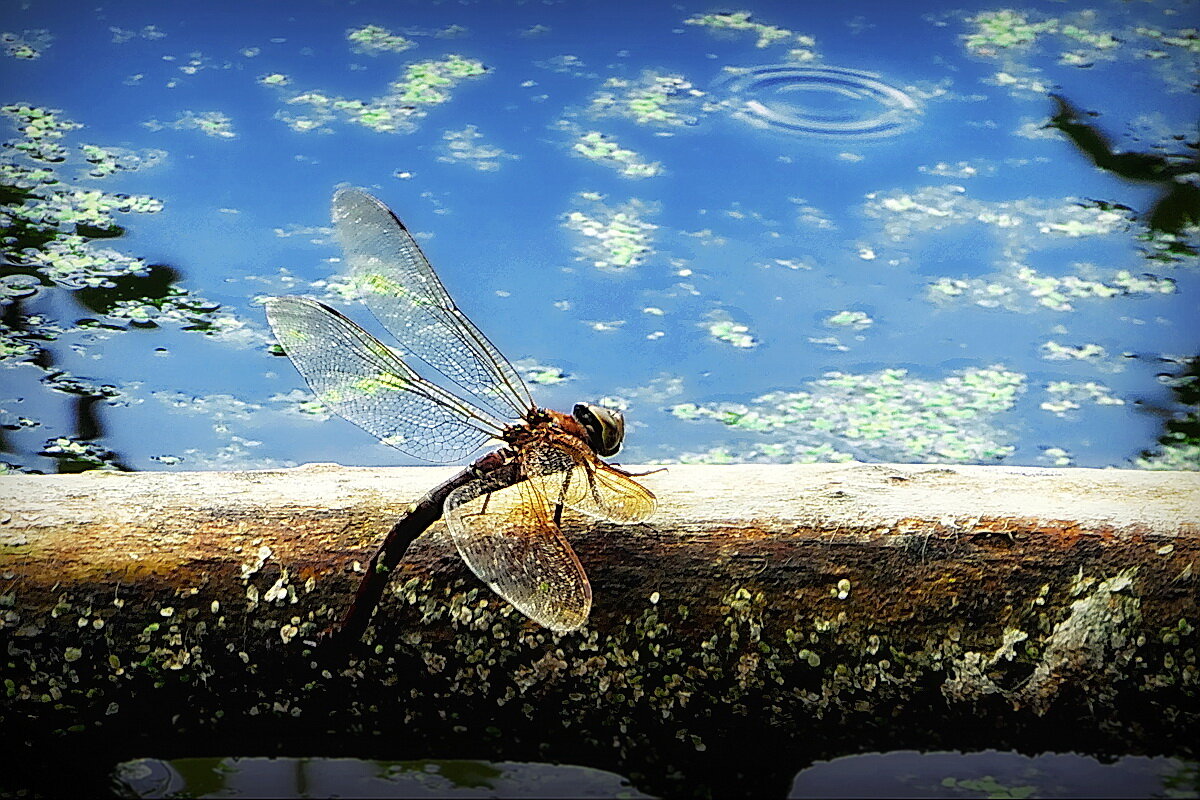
552;466;575;528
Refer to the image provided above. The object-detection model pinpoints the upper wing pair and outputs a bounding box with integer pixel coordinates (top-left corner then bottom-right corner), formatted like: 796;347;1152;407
265;187;533;462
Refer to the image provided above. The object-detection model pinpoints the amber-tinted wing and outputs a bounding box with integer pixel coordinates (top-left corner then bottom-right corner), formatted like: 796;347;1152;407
444;438;655;632
333;187;534;423
444;466;591;633
265;296;506;462
522;439;657;524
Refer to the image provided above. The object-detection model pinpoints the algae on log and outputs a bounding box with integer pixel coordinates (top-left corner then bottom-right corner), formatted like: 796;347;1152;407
1;463;1198;798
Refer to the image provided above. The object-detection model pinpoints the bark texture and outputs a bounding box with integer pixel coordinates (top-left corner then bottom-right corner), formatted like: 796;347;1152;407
1;463;1198;798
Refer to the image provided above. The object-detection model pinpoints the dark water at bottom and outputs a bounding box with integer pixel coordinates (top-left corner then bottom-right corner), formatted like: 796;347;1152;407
112;750;1197;798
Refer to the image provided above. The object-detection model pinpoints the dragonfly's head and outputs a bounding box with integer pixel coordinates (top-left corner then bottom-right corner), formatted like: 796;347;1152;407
572;403;625;458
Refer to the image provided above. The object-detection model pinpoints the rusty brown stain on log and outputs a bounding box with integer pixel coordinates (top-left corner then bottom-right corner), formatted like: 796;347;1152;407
0;465;1197;791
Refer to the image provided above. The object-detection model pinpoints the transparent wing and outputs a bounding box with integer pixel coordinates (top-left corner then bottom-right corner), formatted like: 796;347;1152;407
445;468;591;633
522;440;657;524
265;296;506;463
333;187;535;422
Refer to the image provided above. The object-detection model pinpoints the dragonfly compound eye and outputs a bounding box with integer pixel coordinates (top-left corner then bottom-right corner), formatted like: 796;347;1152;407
573;403;625;457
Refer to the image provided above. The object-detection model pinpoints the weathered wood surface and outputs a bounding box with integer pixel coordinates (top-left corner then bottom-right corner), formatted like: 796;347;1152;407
1;463;1198;798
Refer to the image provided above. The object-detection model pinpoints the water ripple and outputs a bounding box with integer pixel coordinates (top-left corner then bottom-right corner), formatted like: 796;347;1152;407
716;65;920;139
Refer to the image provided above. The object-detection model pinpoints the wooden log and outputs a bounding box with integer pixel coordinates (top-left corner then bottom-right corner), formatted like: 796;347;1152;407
1;463;1198;798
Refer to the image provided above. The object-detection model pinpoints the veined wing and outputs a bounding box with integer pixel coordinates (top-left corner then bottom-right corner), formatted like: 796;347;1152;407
333;187;534;422
522;440;657;524
444;467;591;633
265;296;505;463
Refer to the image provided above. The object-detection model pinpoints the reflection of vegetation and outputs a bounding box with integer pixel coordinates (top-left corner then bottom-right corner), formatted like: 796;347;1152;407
1048;94;1200;258
114;757;625;797
1138;355;1200;471
381;760;503;789
113;757;248;798
1162;759;1200;798
940;774;1036;799
0;105;235;473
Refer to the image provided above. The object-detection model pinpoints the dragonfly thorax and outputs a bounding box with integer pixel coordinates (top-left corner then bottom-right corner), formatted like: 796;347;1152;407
506;405;623;458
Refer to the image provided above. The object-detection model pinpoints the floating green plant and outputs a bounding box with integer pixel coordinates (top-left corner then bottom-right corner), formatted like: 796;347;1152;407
963;11;1197;93
346;24;415;56
2;29;51;60
562;194;658;271
963;9;1119;60
588;71;705;127
928;265;1176;313
1042;446;1073;466
940;775;1037;799
1134;25;1200;55
825;310;873;329
2;104;80;161
704;312;758;349
1041;381;1124;417
395;55;487;103
143;111;237;140
869;185;1132;242
79;144;166;178
515;362;570;386
437;125;515;171
1040;340;1107;364
671;366;1024;463
572;131;662;178
963;10;1057;54
269;55;487;135
683;11;798;49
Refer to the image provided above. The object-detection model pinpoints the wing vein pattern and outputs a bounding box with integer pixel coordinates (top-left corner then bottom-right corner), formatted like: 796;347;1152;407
333;187;534;423
445;465;592;633
521;440;657;524
265;295;504;462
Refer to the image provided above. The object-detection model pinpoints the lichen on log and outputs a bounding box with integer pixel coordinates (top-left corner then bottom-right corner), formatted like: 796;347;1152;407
1;463;1197;798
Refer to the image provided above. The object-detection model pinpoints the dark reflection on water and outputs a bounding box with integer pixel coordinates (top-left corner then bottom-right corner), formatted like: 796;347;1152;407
788;751;1197;799
111;752;1198;799
0;173;226;473
1048;94;1200;259
112;757;655;799
1135;353;1200;471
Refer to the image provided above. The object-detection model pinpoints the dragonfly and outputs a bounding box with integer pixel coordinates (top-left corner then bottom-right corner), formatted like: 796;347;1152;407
265;187;656;635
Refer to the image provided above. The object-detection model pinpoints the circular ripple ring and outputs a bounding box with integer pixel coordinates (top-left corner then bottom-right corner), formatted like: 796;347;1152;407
716;65;920;139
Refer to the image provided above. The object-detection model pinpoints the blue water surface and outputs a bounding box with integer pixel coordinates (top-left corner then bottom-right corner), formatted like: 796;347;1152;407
1;0;1197;473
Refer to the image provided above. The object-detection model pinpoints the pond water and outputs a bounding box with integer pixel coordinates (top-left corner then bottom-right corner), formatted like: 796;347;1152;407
112;751;1197;799
2;0;1198;797
2;0;1197;475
